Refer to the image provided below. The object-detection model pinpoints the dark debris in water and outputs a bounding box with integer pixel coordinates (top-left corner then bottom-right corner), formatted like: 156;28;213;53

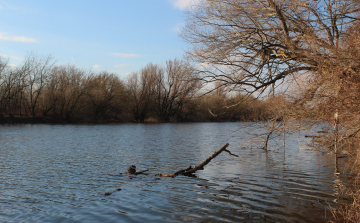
104;188;122;196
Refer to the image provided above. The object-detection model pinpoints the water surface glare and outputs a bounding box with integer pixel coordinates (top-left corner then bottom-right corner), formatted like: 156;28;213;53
0;123;346;222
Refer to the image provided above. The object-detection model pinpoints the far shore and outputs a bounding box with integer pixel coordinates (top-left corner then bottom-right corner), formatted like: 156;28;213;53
0;115;248;125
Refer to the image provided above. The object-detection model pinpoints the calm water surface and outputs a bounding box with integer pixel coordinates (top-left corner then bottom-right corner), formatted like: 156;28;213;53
0;123;349;222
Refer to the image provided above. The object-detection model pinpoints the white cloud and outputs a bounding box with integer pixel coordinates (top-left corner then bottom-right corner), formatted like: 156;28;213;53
92;65;102;69
170;0;202;10
0;54;22;60
7;64;17;68
0;33;37;43
123;72;133;75
109;53;140;58
108;70;133;76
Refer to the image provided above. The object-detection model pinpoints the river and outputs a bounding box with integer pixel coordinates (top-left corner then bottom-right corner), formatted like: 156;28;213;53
0;123;350;222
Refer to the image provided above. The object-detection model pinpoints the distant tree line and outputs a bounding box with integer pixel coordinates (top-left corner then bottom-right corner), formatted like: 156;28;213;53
0;54;269;123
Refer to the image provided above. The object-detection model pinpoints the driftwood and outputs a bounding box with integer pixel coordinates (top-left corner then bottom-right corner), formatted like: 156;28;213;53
106;144;236;196
156;143;237;177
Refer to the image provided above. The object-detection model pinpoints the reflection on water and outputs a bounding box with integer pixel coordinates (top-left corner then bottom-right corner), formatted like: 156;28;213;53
0;123;349;222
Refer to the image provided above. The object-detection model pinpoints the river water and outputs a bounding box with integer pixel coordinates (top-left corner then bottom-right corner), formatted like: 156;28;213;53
0;123;350;222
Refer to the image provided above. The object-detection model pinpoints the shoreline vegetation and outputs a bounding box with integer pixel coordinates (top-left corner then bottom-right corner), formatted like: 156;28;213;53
0;56;272;124
0;115;266;124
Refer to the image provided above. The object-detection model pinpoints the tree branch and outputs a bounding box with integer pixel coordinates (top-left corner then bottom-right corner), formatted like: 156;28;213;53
156;143;236;177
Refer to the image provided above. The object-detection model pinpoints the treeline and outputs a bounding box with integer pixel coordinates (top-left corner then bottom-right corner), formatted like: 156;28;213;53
0;54;269;123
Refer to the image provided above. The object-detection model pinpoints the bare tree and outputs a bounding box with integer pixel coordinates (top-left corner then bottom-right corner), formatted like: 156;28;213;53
0;70;23;116
154;59;200;121
0;60;28;117
127;63;159;122
182;0;360;94
46;65;89;121
86;72;126;120
20;53;54;117
181;0;360;153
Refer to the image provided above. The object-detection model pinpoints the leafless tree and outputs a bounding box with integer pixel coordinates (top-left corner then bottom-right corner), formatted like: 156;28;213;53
86;72;126;120
127;63;159;122
20;53;54;117
0;69;25;116
183;0;360;94
154;59;200;121
46;65;89;121
182;0;360;151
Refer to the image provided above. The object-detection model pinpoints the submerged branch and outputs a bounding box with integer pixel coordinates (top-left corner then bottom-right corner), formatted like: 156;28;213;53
156;143;235;177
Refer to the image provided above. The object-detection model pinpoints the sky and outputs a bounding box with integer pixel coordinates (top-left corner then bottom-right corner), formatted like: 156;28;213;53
0;0;200;78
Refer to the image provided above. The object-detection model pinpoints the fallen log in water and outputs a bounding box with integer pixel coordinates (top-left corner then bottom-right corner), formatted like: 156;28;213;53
156;143;238;177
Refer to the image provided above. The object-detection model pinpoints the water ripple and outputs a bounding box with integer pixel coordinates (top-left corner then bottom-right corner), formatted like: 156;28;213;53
0;123;350;222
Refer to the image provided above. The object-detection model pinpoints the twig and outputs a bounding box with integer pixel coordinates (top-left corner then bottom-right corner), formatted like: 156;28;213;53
328;127;360;149
224;149;239;157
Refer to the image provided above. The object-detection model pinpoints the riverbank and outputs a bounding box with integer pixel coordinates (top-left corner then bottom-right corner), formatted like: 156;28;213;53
0;115;248;124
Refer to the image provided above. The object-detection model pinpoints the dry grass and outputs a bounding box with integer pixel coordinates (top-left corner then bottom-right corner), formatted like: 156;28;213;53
330;139;360;222
331;190;360;223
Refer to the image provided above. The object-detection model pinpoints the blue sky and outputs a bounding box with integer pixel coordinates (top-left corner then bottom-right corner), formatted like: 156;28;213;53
0;0;200;78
